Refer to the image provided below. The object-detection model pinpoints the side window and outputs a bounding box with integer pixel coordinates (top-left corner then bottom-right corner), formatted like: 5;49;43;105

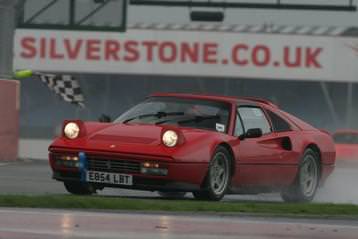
234;112;244;137
238;107;271;134
267;110;292;132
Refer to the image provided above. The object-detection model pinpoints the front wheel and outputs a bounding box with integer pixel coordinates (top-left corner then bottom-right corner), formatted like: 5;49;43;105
281;149;320;202
64;181;96;195
193;146;231;201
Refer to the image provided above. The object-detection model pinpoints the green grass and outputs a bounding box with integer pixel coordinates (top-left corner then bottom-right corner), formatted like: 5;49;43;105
0;194;358;218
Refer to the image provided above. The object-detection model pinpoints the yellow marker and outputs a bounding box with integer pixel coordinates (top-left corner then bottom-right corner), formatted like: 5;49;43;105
14;70;33;79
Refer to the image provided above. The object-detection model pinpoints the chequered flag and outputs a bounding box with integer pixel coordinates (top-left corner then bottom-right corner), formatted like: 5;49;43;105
38;73;85;107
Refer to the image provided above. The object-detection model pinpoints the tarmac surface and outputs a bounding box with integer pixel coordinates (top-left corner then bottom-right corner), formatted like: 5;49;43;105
0;159;357;204
0;159;358;239
0;208;358;239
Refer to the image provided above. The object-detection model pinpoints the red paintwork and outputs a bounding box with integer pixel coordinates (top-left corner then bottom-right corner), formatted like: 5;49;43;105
49;93;336;193
334;130;358;161
0;80;19;161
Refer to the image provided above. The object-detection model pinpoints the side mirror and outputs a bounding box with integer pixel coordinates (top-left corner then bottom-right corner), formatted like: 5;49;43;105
98;114;112;123
245;128;263;139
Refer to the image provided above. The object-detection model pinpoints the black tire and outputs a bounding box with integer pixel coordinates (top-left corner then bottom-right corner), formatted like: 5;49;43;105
281;149;320;203
192;146;231;201
157;191;186;199
64;181;96;195
192;191;209;200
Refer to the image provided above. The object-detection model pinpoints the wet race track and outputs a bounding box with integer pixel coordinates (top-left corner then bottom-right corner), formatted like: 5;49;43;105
1;208;358;239
0;159;357;203
0;159;358;239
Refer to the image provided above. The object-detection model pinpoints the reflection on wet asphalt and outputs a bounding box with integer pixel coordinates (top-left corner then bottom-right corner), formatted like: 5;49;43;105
1;208;358;239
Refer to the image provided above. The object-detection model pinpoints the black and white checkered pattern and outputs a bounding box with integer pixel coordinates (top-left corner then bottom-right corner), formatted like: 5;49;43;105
38;73;85;107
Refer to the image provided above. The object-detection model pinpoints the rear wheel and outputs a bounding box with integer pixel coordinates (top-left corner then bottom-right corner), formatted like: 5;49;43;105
192;146;231;201
281;149;320;202
158;192;186;199
64;181;96;195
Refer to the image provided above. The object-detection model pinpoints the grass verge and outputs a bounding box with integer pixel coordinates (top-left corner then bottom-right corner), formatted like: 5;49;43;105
0;195;358;218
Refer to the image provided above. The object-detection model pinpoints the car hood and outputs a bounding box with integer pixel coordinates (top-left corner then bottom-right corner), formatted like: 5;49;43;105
50;123;230;161
88;123;162;145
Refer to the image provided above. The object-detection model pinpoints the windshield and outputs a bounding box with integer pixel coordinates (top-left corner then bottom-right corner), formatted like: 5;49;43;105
115;97;231;133
333;133;358;144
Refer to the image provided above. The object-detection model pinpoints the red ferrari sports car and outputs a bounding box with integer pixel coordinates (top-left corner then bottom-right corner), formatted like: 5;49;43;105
49;93;335;202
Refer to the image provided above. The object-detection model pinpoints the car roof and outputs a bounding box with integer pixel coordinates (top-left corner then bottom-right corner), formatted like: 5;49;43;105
150;92;278;107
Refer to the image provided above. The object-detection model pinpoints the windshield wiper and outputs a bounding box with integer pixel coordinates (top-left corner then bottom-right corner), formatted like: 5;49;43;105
156;115;220;125
122;111;184;124
178;115;220;124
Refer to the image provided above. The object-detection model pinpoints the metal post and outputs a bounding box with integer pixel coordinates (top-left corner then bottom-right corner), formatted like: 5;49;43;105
197;78;206;93
224;78;230;96
320;82;340;127
0;0;18;78
69;0;75;26
346;82;353;128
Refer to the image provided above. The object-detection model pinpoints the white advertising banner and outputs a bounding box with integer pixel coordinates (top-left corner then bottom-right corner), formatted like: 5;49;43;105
13;29;358;82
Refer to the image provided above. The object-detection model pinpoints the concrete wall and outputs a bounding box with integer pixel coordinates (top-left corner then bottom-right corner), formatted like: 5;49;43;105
0;80;20;161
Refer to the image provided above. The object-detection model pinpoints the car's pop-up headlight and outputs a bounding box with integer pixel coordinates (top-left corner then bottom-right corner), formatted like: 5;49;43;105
162;130;178;147
64;122;80;139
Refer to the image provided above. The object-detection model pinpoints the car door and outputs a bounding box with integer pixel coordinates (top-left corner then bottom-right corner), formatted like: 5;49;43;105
265;109;300;165
262;109;300;184
231;106;296;187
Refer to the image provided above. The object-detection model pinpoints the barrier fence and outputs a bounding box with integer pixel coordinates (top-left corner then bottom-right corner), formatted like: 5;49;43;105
0;80;20;161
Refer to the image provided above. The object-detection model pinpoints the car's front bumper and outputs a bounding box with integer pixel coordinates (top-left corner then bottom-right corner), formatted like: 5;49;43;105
52;171;200;192
49;150;208;192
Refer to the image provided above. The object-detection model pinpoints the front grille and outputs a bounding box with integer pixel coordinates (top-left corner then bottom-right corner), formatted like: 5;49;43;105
87;158;141;173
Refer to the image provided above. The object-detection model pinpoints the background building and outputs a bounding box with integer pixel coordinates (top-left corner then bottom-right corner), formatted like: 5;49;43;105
4;0;358;142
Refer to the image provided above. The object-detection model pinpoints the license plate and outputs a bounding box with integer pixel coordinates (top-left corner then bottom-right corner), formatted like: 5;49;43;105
86;171;133;186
